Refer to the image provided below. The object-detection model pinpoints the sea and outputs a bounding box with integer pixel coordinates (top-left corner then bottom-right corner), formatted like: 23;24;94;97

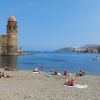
0;51;100;75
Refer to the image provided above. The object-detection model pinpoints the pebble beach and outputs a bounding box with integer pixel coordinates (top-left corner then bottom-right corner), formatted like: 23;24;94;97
0;69;100;100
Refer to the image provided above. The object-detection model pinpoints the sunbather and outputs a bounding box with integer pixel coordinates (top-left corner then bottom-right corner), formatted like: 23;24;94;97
65;79;74;86
33;67;38;72
63;70;68;75
0;71;14;78
76;70;85;77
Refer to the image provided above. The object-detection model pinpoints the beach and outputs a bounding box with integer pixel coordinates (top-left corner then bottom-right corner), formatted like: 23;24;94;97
0;69;100;100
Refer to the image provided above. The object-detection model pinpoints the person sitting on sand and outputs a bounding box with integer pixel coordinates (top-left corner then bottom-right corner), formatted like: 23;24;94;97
79;70;85;76
33;67;39;73
50;69;58;75
50;69;61;75
54;70;58;75
63;70;68;75
65;79;74;86
51;70;58;75
33;67;38;72
76;70;85;77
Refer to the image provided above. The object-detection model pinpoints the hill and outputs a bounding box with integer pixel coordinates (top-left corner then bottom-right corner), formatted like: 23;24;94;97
56;44;100;53
55;47;74;52
81;44;100;48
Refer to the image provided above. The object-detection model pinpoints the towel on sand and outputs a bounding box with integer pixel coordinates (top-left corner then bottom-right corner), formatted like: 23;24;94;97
64;84;88;89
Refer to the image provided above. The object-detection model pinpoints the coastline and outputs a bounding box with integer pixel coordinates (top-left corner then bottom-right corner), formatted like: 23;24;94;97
0;68;100;100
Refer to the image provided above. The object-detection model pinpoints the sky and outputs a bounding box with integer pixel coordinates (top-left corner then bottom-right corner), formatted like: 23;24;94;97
0;0;100;51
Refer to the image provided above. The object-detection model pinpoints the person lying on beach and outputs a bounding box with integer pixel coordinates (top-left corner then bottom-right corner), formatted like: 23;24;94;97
0;71;14;78
75;70;85;77
0;71;4;78
64;79;74;86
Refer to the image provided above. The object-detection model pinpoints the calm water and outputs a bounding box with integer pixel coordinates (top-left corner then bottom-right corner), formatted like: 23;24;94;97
0;51;100;75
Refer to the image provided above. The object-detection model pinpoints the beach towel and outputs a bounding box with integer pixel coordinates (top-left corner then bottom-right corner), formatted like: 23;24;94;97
74;84;88;88
64;84;88;89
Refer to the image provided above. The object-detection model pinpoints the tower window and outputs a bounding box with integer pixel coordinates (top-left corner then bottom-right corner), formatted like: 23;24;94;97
14;26;16;30
9;26;11;30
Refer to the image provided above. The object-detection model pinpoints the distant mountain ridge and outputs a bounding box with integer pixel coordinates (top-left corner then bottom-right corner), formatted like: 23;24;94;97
81;44;100;48
56;47;74;52
56;44;100;53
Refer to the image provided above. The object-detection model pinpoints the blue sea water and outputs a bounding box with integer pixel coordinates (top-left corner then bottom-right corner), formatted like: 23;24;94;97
0;51;100;75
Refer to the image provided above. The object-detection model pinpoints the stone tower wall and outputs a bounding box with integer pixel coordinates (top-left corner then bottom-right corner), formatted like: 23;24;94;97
7;17;18;55
0;16;18;56
0;35;8;55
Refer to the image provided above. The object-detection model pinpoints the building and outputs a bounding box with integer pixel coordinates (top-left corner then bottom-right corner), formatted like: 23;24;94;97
0;16;18;55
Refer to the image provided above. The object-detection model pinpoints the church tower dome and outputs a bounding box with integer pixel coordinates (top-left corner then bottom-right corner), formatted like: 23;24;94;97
8;16;16;21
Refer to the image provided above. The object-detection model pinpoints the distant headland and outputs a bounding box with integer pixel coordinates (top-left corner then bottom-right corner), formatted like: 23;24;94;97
56;44;100;53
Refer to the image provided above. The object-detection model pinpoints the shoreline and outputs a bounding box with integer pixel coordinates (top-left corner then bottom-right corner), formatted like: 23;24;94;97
1;67;100;76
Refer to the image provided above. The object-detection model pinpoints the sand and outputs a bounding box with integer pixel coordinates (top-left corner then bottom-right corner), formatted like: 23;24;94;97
0;69;100;100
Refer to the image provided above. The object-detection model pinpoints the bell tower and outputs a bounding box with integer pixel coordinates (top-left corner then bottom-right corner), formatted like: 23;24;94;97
7;16;18;55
